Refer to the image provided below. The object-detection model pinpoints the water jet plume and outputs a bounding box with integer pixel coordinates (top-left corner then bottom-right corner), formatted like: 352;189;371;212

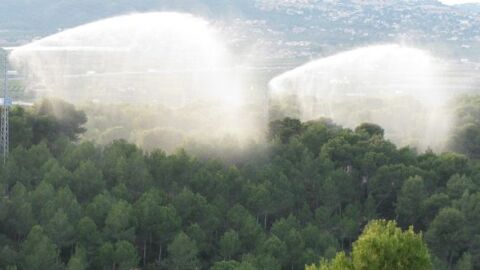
9;12;263;150
269;44;453;151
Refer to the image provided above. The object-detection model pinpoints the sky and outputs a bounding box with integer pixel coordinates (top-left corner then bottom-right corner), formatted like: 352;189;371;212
438;0;480;5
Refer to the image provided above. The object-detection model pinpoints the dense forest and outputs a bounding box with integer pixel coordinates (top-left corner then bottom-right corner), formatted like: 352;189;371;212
2;97;480;270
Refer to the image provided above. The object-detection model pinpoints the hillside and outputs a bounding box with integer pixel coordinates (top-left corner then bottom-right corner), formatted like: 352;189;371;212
1;99;480;269
1;0;480;66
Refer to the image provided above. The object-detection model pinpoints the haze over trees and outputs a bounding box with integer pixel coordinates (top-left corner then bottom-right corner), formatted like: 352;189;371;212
1;99;480;269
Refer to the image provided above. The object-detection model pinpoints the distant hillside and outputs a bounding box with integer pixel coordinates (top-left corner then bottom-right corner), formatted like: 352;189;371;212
0;0;249;31
1;0;480;65
456;3;480;13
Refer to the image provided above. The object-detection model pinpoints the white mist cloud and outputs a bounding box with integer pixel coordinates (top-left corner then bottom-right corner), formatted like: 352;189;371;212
269;44;454;151
9;12;264;150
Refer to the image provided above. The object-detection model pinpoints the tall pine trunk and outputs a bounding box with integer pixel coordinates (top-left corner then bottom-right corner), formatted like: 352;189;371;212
158;245;162;264
264;213;268;229
143;239;147;266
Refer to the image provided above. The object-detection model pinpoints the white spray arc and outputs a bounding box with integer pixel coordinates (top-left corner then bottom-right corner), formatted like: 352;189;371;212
10;12;243;105
269;44;452;151
10;12;261;151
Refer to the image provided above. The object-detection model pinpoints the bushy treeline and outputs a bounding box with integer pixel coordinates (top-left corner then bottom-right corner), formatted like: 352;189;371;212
1;100;480;270
450;95;480;159
307;220;432;270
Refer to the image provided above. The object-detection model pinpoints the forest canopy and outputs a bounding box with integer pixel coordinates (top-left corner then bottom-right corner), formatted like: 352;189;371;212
1;99;480;270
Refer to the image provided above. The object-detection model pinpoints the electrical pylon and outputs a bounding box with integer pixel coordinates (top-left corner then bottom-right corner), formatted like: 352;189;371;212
1;51;10;165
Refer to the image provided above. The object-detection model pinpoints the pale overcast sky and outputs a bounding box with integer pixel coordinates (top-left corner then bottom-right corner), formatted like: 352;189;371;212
438;0;480;5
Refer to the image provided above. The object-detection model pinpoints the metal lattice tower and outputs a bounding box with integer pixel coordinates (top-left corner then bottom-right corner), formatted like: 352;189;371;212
1;52;9;165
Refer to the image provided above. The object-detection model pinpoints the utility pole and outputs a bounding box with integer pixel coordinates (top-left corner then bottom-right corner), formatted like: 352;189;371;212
1;51;10;165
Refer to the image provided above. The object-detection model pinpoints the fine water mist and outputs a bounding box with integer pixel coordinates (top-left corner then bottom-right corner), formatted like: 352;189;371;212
10;12;264;151
269;44;454;151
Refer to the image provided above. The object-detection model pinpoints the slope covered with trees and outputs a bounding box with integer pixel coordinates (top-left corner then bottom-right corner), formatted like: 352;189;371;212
1;99;480;269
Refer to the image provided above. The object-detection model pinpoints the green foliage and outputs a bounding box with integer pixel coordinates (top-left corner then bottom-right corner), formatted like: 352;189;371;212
309;220;432;270
45;209;75;249
168;232;200;270
8;99;86;151
114;240;139;270
3;102;480;270
426;208;468;268
446;174;475;199
33;99;87;142
354;123;384;138
307;252;351;270
104;200;137;242
71;160;104;202
269;117;304;143
67;246;87;270
76;216;99;251
396;176;426;228
97;242;114;269
220;230;240;260
352;220;431;270
450;95;480;159
456;252;473;270
20;225;62;270
211;260;242;270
